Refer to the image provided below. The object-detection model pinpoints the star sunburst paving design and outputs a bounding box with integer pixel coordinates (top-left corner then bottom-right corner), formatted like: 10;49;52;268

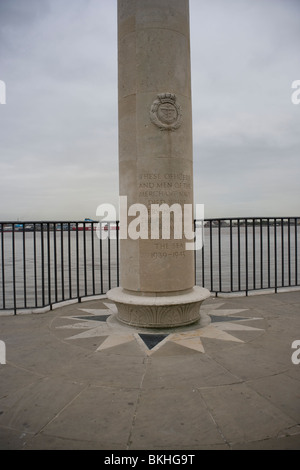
55;300;265;356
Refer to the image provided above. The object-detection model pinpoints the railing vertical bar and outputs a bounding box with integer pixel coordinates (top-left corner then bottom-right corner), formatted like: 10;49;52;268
47;223;51;307
267;219;270;288
22;226;27;308
33;224;38;308
12;224;17;314
237;219;241;292
99;223;103;294
53;224;58;304
210;220;213;293
61;223;65;301
41;224;45;307
230;220;233;292
83;223;87;297
218;220;222;293
201;220;205;288
76;223;80;300
91;223;95;295
260;219;263;289
116;221;120;287
295;219;298;286
194;219;197;285
1;225;5;309
245;219;248;296
288;218;292;286
108;224;111;291
253;219;256;290
281;218;284;287
274;218;278;293
68;223;72;299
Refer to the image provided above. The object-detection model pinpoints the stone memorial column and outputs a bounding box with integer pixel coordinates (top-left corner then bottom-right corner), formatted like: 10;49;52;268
108;0;210;328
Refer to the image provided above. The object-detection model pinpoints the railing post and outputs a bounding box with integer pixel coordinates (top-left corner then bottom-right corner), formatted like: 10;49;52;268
237;219;241;292
41;223;45;307
91;222;95;296
76;222;80;300
83;222;87;297
99;221;103;294
260;219;263;290
274;218;278;293
253;218;256;291
245;219;249;296
281;218;285;288
47;223;51;309
295;218;298;286
201;220;205;289
68;223;72;300
61;222;65;301
218;219;222;293
230;219;233;293
116;220;120;288
288;218;291;287
108;223;111;291
22;224;27;308
267;219;271;288
1;224;5;310
209;220;213;293
33;223;38;307
12;223;17;315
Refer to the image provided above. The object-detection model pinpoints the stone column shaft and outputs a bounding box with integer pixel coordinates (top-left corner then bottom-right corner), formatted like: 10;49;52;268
118;0;194;294
108;0;210;328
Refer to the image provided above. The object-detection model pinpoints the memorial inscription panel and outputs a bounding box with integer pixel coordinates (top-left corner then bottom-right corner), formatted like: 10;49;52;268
137;171;194;266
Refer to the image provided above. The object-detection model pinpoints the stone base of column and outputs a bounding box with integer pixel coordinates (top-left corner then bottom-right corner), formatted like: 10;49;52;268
107;286;211;328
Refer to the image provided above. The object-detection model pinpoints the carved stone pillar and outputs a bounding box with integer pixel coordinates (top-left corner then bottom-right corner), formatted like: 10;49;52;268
108;0;210;328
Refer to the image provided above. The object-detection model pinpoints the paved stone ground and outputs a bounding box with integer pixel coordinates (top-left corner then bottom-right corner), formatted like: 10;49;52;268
0;291;299;450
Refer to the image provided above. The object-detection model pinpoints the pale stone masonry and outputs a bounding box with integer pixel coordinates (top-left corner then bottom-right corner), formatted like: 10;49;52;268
108;0;210;327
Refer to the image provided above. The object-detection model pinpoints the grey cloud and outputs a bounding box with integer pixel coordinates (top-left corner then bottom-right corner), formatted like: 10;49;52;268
0;0;299;220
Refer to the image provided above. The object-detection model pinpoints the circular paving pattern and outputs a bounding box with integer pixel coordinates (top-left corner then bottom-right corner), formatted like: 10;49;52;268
51;299;266;356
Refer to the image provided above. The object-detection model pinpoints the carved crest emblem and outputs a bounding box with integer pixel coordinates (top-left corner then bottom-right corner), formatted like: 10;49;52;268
150;93;182;131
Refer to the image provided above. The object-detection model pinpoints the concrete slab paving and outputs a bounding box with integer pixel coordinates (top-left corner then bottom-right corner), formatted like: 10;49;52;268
204;342;289;381
59;352;147;388
0;291;299;450
143;354;242;390
246;373;300;420
129;387;226;449
40;385;140;449
24;433;125;450
231;434;300;450
0;426;32;450
0;376;84;434
286;368;300;383
199;382;296;445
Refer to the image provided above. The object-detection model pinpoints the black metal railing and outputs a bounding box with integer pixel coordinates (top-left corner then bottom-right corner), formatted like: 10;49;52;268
0;221;120;314
0;218;299;314
195;218;299;295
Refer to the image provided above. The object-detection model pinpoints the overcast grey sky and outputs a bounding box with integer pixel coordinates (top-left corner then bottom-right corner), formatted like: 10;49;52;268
0;0;299;221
